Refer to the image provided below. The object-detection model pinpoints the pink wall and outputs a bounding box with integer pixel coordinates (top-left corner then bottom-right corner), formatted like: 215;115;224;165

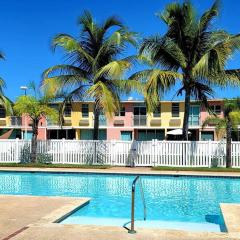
200;100;224;124
21;115;47;140
107;102;134;140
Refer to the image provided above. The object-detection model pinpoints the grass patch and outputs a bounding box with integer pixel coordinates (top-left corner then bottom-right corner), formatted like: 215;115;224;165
0;163;111;169
152;166;240;172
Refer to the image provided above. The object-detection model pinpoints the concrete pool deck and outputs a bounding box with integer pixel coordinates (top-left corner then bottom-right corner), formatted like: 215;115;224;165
1;167;240;239
0;196;239;240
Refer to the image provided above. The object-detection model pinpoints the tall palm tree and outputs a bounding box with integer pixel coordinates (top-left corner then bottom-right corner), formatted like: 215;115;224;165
43;11;140;140
133;0;240;140
202;99;240;168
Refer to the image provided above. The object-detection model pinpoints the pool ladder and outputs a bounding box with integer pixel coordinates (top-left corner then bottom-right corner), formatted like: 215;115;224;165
128;176;147;234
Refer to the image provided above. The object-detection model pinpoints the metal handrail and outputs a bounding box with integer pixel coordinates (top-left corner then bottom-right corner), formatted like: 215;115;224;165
128;176;147;234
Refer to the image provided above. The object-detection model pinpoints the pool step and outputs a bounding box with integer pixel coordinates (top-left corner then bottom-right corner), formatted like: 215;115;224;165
61;216;221;232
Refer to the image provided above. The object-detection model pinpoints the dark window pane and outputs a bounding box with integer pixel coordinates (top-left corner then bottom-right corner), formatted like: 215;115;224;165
67;130;75;139
172;103;179;117
120;107;125;116
82;104;89;118
64;105;71;117
134;108;139;115
0;107;6;118
59;130;67;139
153;104;161;117
140;107;146;115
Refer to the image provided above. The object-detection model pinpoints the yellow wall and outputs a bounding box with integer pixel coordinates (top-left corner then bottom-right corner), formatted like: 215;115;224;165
147;102;185;129
63;102;94;128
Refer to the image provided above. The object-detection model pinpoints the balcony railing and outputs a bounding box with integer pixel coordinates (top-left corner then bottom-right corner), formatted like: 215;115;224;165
47;120;60;127
134;115;147;126
99;115;107;126
189;117;200;126
10;116;22;127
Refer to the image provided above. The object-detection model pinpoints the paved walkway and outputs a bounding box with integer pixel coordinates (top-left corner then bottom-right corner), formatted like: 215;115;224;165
0;195;89;240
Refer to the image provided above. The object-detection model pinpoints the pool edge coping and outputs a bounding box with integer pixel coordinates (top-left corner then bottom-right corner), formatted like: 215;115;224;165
1;167;240;178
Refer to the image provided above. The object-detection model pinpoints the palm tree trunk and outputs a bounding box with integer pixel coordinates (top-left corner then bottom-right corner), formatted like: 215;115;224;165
93;102;99;140
182;87;191;140
226;117;232;168
30;119;39;163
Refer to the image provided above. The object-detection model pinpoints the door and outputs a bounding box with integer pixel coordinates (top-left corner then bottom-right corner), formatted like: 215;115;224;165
121;131;132;141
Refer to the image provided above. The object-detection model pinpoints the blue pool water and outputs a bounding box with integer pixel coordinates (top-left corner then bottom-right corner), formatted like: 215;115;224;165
0;172;239;232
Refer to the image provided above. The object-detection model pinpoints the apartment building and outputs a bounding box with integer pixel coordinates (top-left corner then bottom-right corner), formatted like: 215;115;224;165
0;99;228;141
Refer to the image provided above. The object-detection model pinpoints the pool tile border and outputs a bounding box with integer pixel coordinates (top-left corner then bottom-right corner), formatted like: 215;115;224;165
1;167;240;179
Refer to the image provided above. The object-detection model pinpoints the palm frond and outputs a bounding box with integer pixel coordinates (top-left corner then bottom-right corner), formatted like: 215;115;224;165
87;81;120;118
199;0;220;33
108;79;144;95
230;111;240;130
202;116;226;137
140;36;186;70
95;60;132;80
52;34;94;63
0;51;5;60
102;16;123;30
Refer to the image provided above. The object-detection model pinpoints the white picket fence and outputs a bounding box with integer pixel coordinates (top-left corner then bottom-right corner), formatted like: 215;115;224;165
0;139;240;167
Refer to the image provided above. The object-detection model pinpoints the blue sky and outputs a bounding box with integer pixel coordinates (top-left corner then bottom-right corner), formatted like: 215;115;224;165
0;0;239;101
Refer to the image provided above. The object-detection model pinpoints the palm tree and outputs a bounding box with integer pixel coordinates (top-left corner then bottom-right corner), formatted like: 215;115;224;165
202;99;240;168
0;52;13;115
134;0;240;140
43;11;140;140
14;82;58;163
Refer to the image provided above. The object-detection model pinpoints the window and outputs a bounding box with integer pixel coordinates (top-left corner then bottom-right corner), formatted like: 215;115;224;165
80;129;106;140
189;105;200;126
153;104;161;117
82;104;89;118
172;103;179;117
210;105;221;115
116;107;125;116
134;105;147;126
121;131;132;141
201;131;214;141
49;104;59;111
134;106;146;116
64;104;71;117
137;129;164;141
0;106;6;118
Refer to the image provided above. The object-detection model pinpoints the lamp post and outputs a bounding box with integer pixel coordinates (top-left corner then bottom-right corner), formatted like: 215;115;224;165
20;86;28;96
20;86;28;139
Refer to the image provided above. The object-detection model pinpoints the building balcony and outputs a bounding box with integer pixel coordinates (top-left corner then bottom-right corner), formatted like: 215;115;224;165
113;119;124;126
189;120;200;126
134;115;147;126
63;119;72;126
79;119;89;126
99;115;107;126
150;119;161;126
9;116;22;127
0;118;6;127
169;119;181;127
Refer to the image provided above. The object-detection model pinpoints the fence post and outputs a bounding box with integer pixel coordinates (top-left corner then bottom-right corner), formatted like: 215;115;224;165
62;138;65;164
15;138;19;163
152;139;156;167
208;140;212;168
112;140;116;165
131;140;137;167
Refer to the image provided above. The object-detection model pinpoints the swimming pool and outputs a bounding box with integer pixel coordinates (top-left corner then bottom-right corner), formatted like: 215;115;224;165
0;171;239;232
